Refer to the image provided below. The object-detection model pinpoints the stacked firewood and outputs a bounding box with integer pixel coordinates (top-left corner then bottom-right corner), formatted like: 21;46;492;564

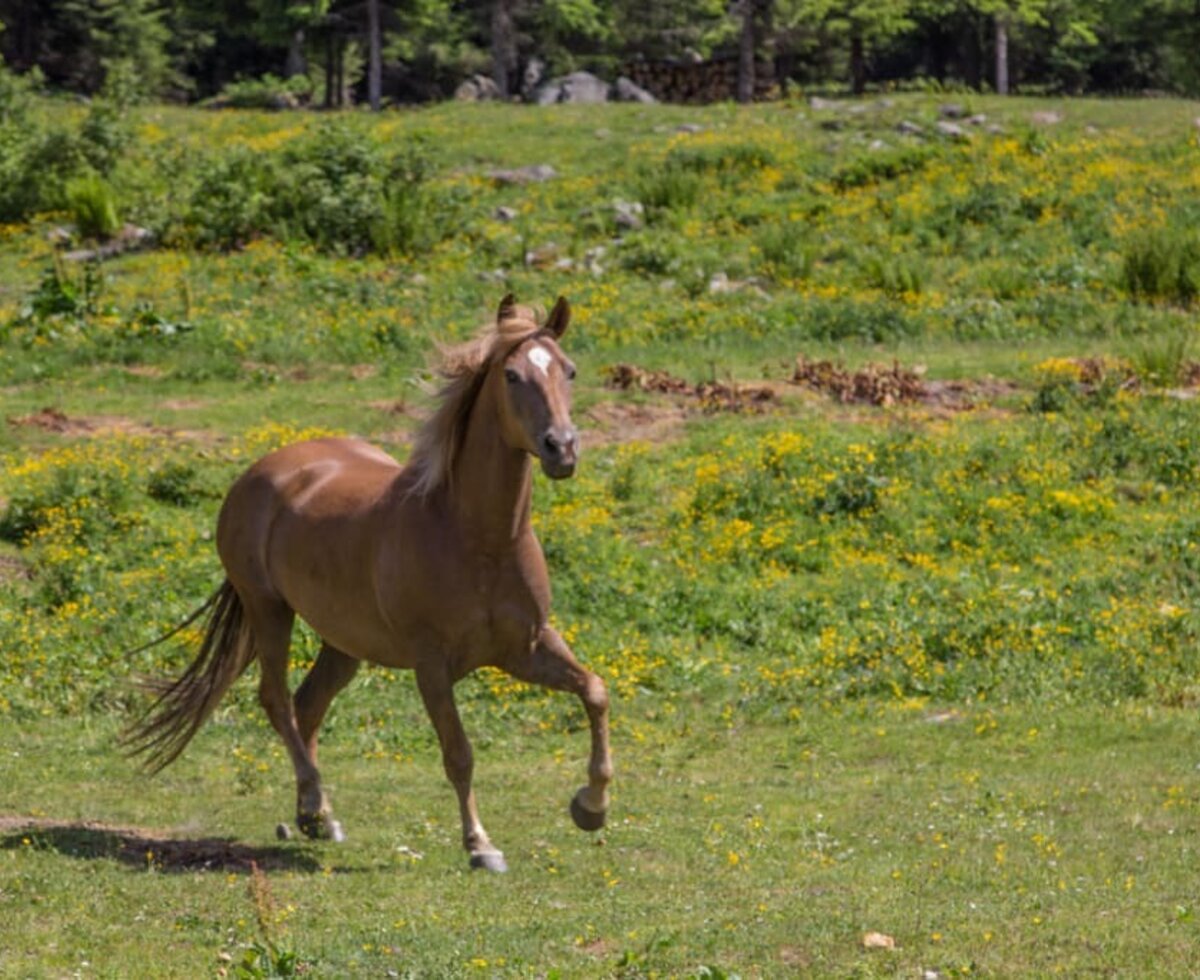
622;57;776;104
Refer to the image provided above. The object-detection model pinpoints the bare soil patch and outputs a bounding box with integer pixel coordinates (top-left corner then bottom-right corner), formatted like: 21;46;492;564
0;816;321;873
0;553;28;583
585;400;688;447
7;406;210;442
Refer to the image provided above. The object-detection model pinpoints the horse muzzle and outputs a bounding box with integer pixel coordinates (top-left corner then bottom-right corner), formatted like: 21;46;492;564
538;426;578;479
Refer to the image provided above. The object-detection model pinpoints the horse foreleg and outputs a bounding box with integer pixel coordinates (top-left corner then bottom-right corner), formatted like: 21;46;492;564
416;664;507;872
507;627;612;831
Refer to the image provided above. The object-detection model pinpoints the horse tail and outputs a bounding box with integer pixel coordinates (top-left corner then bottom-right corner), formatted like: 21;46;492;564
122;580;256;773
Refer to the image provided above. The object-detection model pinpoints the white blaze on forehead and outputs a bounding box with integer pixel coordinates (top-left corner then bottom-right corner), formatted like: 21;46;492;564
528;344;553;377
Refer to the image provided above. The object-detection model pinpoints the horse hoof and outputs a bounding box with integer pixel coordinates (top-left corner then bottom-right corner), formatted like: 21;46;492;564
275;822;293;841
469;851;508;873
297;813;346;842
570;789;607;832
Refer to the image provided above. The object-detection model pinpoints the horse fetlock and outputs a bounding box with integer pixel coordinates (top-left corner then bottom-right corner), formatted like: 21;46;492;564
297;810;346;842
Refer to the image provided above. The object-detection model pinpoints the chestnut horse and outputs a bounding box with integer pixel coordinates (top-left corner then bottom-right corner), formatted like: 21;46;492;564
124;294;611;872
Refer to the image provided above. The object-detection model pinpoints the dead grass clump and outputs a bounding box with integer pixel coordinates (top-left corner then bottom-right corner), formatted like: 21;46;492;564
792;356;925;406
604;363;776;413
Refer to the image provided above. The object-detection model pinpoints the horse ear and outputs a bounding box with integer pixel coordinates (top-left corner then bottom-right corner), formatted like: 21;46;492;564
497;293;517;322
544;296;570;339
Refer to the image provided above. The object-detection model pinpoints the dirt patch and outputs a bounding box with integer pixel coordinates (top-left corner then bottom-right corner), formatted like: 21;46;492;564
367;398;414;416
921;377;1023;410
603;363;777;413
159;398;209;411
123;365;167;379
0;554;28;583
7;406;211;442
585;400;688;447
0;816;321;873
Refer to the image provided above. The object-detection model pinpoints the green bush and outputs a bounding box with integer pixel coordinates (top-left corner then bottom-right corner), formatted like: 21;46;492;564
185;148;277;248
207;73;313;109
66;174;121;239
1121;227;1200;306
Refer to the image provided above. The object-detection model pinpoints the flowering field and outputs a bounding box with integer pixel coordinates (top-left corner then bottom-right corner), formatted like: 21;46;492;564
1;96;1200;976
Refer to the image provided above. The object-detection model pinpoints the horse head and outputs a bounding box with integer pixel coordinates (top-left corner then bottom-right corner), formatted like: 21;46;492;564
493;294;578;480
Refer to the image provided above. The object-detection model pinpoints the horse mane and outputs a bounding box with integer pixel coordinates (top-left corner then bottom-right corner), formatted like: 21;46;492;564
406;301;544;497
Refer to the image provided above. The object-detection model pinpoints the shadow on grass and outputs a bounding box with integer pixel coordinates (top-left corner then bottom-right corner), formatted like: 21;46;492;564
0;817;324;873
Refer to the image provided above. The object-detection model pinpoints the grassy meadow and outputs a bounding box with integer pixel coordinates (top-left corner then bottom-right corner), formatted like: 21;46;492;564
1;93;1200;976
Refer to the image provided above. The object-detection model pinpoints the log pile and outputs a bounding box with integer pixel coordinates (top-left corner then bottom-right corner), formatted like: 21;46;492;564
621;57;776;104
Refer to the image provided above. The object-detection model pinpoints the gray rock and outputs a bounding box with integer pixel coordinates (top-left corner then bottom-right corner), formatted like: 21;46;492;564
1031;110;1063;125
964;113;988;126
938;102;966;119
521;57;545;100
809;96;839;111
674;123;704;134
493;205;519;222
534;71;611;105
583;245;607;276
488;164;557;185
62;223;153;262
935;120;968;140
614;76;657;104
612;200;645;231
454;73;501;102
896;120;924;136
524;242;560;268
46;226;73;247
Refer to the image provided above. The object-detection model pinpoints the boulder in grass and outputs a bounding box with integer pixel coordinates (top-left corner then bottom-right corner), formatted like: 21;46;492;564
534;71;611;105
454;74;501;102
614;76;657;104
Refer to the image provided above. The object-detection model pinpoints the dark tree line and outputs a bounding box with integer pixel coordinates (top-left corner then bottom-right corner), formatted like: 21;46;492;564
2;1;1199;104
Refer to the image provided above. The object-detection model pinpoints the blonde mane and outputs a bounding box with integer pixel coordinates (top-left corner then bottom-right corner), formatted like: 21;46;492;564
406;302;544;497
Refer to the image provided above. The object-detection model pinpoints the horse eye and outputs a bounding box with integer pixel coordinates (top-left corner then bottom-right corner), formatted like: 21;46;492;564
504;368;520;384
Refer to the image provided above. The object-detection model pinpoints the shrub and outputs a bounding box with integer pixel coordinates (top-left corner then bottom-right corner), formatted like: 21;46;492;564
634;163;702;220
832;145;934;191
207;73;313;109
755;222;814;280
66;174;121;239
1120;227;1200;306
185;148;277;248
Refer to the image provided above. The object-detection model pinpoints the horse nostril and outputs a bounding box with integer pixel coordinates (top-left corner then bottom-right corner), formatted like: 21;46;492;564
543;433;560;455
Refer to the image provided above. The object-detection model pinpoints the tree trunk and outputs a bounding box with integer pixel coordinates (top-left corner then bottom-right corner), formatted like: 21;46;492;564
994;12;1010;95
285;27;307;78
737;0;755;103
491;0;517;98
367;0;382;110
850;31;866;95
324;30;335;108
756;0;776;97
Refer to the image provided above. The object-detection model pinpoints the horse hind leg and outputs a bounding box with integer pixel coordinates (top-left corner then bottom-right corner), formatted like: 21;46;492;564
244;599;344;842
291;642;360;837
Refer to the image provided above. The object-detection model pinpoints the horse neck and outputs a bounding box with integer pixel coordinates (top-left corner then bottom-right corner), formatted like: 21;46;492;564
447;376;532;548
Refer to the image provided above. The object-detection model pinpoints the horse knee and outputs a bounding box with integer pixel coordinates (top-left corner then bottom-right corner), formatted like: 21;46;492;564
583;673;609;714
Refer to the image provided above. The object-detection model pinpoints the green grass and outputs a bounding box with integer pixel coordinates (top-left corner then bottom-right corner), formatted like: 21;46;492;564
3;95;1200;976
1;704;1198;977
